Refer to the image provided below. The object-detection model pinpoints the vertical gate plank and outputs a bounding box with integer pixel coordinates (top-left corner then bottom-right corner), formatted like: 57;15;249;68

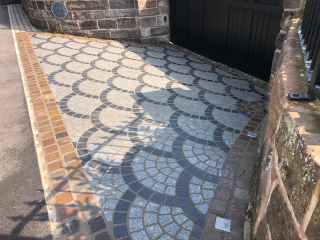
248;10;265;65
235;7;244;58
202;1;226;60
226;7;253;61
175;0;188;38
258;11;271;67
188;0;203;44
226;6;236;56
240;8;253;61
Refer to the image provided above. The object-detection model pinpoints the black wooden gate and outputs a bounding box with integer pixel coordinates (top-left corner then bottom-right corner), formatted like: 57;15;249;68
169;0;284;81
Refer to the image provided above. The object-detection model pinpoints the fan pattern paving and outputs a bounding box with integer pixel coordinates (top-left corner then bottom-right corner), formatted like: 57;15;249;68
30;33;267;240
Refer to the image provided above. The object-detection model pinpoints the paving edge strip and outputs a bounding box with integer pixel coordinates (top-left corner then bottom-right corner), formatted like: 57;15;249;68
8;8;60;238
8;6;109;240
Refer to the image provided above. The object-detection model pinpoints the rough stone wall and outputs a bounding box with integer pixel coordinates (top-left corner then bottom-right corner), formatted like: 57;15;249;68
20;0;169;43
136;0;169;43
251;1;320;239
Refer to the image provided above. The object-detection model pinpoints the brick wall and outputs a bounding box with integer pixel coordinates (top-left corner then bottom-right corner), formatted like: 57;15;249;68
21;0;169;43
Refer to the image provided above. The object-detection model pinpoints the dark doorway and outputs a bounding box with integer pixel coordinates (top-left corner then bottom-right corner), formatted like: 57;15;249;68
169;0;283;81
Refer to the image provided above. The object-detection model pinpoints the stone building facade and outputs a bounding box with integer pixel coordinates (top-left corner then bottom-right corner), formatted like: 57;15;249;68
21;0;169;43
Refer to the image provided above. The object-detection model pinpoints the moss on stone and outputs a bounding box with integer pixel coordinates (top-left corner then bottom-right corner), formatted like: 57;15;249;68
295;8;304;19
284;165;292;178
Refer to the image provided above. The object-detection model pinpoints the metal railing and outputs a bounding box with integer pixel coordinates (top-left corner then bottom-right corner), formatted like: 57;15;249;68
300;0;320;99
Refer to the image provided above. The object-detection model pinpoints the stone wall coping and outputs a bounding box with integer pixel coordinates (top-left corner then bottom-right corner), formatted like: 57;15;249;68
270;16;320;166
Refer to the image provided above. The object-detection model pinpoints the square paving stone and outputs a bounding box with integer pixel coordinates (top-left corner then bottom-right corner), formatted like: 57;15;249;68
164;152;174;158
176;188;188;197
95;231;112;240
230;199;247;213
113;225;129;239
88;160;100;168
109;167;120;174
186;165;198;174
178;198;193;209
166;196;179;206
195;171;208;180
174;153;185;160
123;174;136;184
191;226;202;238
88;216;106;234
97;164;110;172
62;219;80;235
115;200;131;211
177;178;188;188
151;193;166;204
180;171;192;180
210;199;228;213
121;167;133;175
207;175;220;183
194;216;205;229
113;212;127;224
234;187;249;200
152;149;163;156
143;146;154;153
178;160;190;167
130;182;144;192
138;188;153;199
184;207;200;220
121;190;136;201
215;186;231;200
172;147;182;153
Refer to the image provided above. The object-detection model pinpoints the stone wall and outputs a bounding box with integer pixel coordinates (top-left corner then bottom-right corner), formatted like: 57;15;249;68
20;0;169;43
250;1;320;239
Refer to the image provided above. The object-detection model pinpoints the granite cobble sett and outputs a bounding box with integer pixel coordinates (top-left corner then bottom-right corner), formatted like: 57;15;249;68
9;4;268;238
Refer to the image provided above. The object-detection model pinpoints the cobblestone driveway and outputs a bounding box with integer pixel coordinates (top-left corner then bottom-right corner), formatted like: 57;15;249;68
29;32;267;239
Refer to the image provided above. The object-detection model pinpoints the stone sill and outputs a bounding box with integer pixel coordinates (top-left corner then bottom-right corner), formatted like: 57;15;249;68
273;16;320;165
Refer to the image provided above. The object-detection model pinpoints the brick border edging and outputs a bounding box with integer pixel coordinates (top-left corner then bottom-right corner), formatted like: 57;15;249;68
8;9;59;238
9;8;110;240
199;100;267;240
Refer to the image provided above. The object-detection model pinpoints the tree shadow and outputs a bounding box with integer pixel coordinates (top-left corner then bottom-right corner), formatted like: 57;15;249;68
0;235;52;240
6;198;52;239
